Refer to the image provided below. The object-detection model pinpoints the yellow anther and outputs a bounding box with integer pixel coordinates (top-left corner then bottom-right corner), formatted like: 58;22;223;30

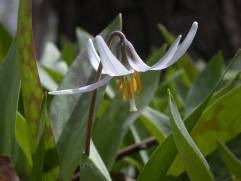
132;75;138;93
122;80;127;101
116;78;122;90
127;79;133;100
134;72;141;94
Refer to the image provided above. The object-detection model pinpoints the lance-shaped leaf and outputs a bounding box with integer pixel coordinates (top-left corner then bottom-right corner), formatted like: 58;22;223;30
168;92;214;181
79;141;111;181
16;0;43;147
15;112;32;167
0;23;12;63
218;142;241;180
0;41;20;155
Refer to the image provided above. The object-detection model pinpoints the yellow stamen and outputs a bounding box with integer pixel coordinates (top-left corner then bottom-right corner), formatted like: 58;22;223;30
134;72;141;94
127;79;133;100
122;80;127;101
116;78;122;90
131;74;138;93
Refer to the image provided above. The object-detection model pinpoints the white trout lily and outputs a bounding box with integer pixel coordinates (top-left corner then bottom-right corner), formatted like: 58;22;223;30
49;22;198;111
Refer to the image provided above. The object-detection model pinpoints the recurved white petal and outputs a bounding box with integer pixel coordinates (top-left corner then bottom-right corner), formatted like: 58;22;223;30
48;76;112;95
96;35;132;76
168;21;198;66
150;35;182;70
87;39;101;71
124;40;150;72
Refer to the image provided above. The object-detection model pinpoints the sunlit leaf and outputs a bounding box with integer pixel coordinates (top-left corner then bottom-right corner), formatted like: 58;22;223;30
15;112;32;167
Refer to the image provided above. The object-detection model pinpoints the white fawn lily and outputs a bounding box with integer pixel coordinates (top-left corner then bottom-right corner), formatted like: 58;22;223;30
49;22;198;111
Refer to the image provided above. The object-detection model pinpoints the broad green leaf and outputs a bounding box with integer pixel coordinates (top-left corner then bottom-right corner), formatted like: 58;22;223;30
0;23;12;63
16;0;43;146
0;41;20;155
141;107;170;142
93;63;160;169
218;142;241;180
168;92;214;181
137;50;240;181
79;141;111;181
52;14;123;181
185;52;224;114
76;27;93;51
15;112;32;167
158;24;198;81
192;84;241;158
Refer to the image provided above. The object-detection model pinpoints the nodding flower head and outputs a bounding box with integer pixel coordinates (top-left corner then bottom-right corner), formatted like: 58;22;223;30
49;21;198;111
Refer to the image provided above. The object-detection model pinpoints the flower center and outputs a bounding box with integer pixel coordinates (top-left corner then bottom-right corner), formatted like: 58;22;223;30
116;72;141;111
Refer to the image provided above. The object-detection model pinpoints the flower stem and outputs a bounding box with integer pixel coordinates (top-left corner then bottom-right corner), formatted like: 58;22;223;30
84;64;102;156
84;31;125;156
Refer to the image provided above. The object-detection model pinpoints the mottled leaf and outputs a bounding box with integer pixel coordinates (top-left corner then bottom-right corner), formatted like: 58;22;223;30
16;0;43;147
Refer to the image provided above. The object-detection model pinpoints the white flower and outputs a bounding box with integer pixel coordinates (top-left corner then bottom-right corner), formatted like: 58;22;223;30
49;22;198;111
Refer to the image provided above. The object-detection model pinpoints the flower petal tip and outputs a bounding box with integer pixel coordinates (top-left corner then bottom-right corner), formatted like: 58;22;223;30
193;21;198;28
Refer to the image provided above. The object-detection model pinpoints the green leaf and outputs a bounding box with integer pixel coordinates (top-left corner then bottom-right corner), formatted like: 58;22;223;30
218;142;241;180
211;70;241;102
158;24;198;81
141;107;170;142
15;112;32;167
93;63;160;169
0;23;12;63
16;0;43;147
31;95;51;181
192;84;241;157
76;27;93;51
60;36;77;65
51;14;123;181
0;41;20;155
79;141;112;181
168;92;214;181
31;117;46;181
185;52;224;114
